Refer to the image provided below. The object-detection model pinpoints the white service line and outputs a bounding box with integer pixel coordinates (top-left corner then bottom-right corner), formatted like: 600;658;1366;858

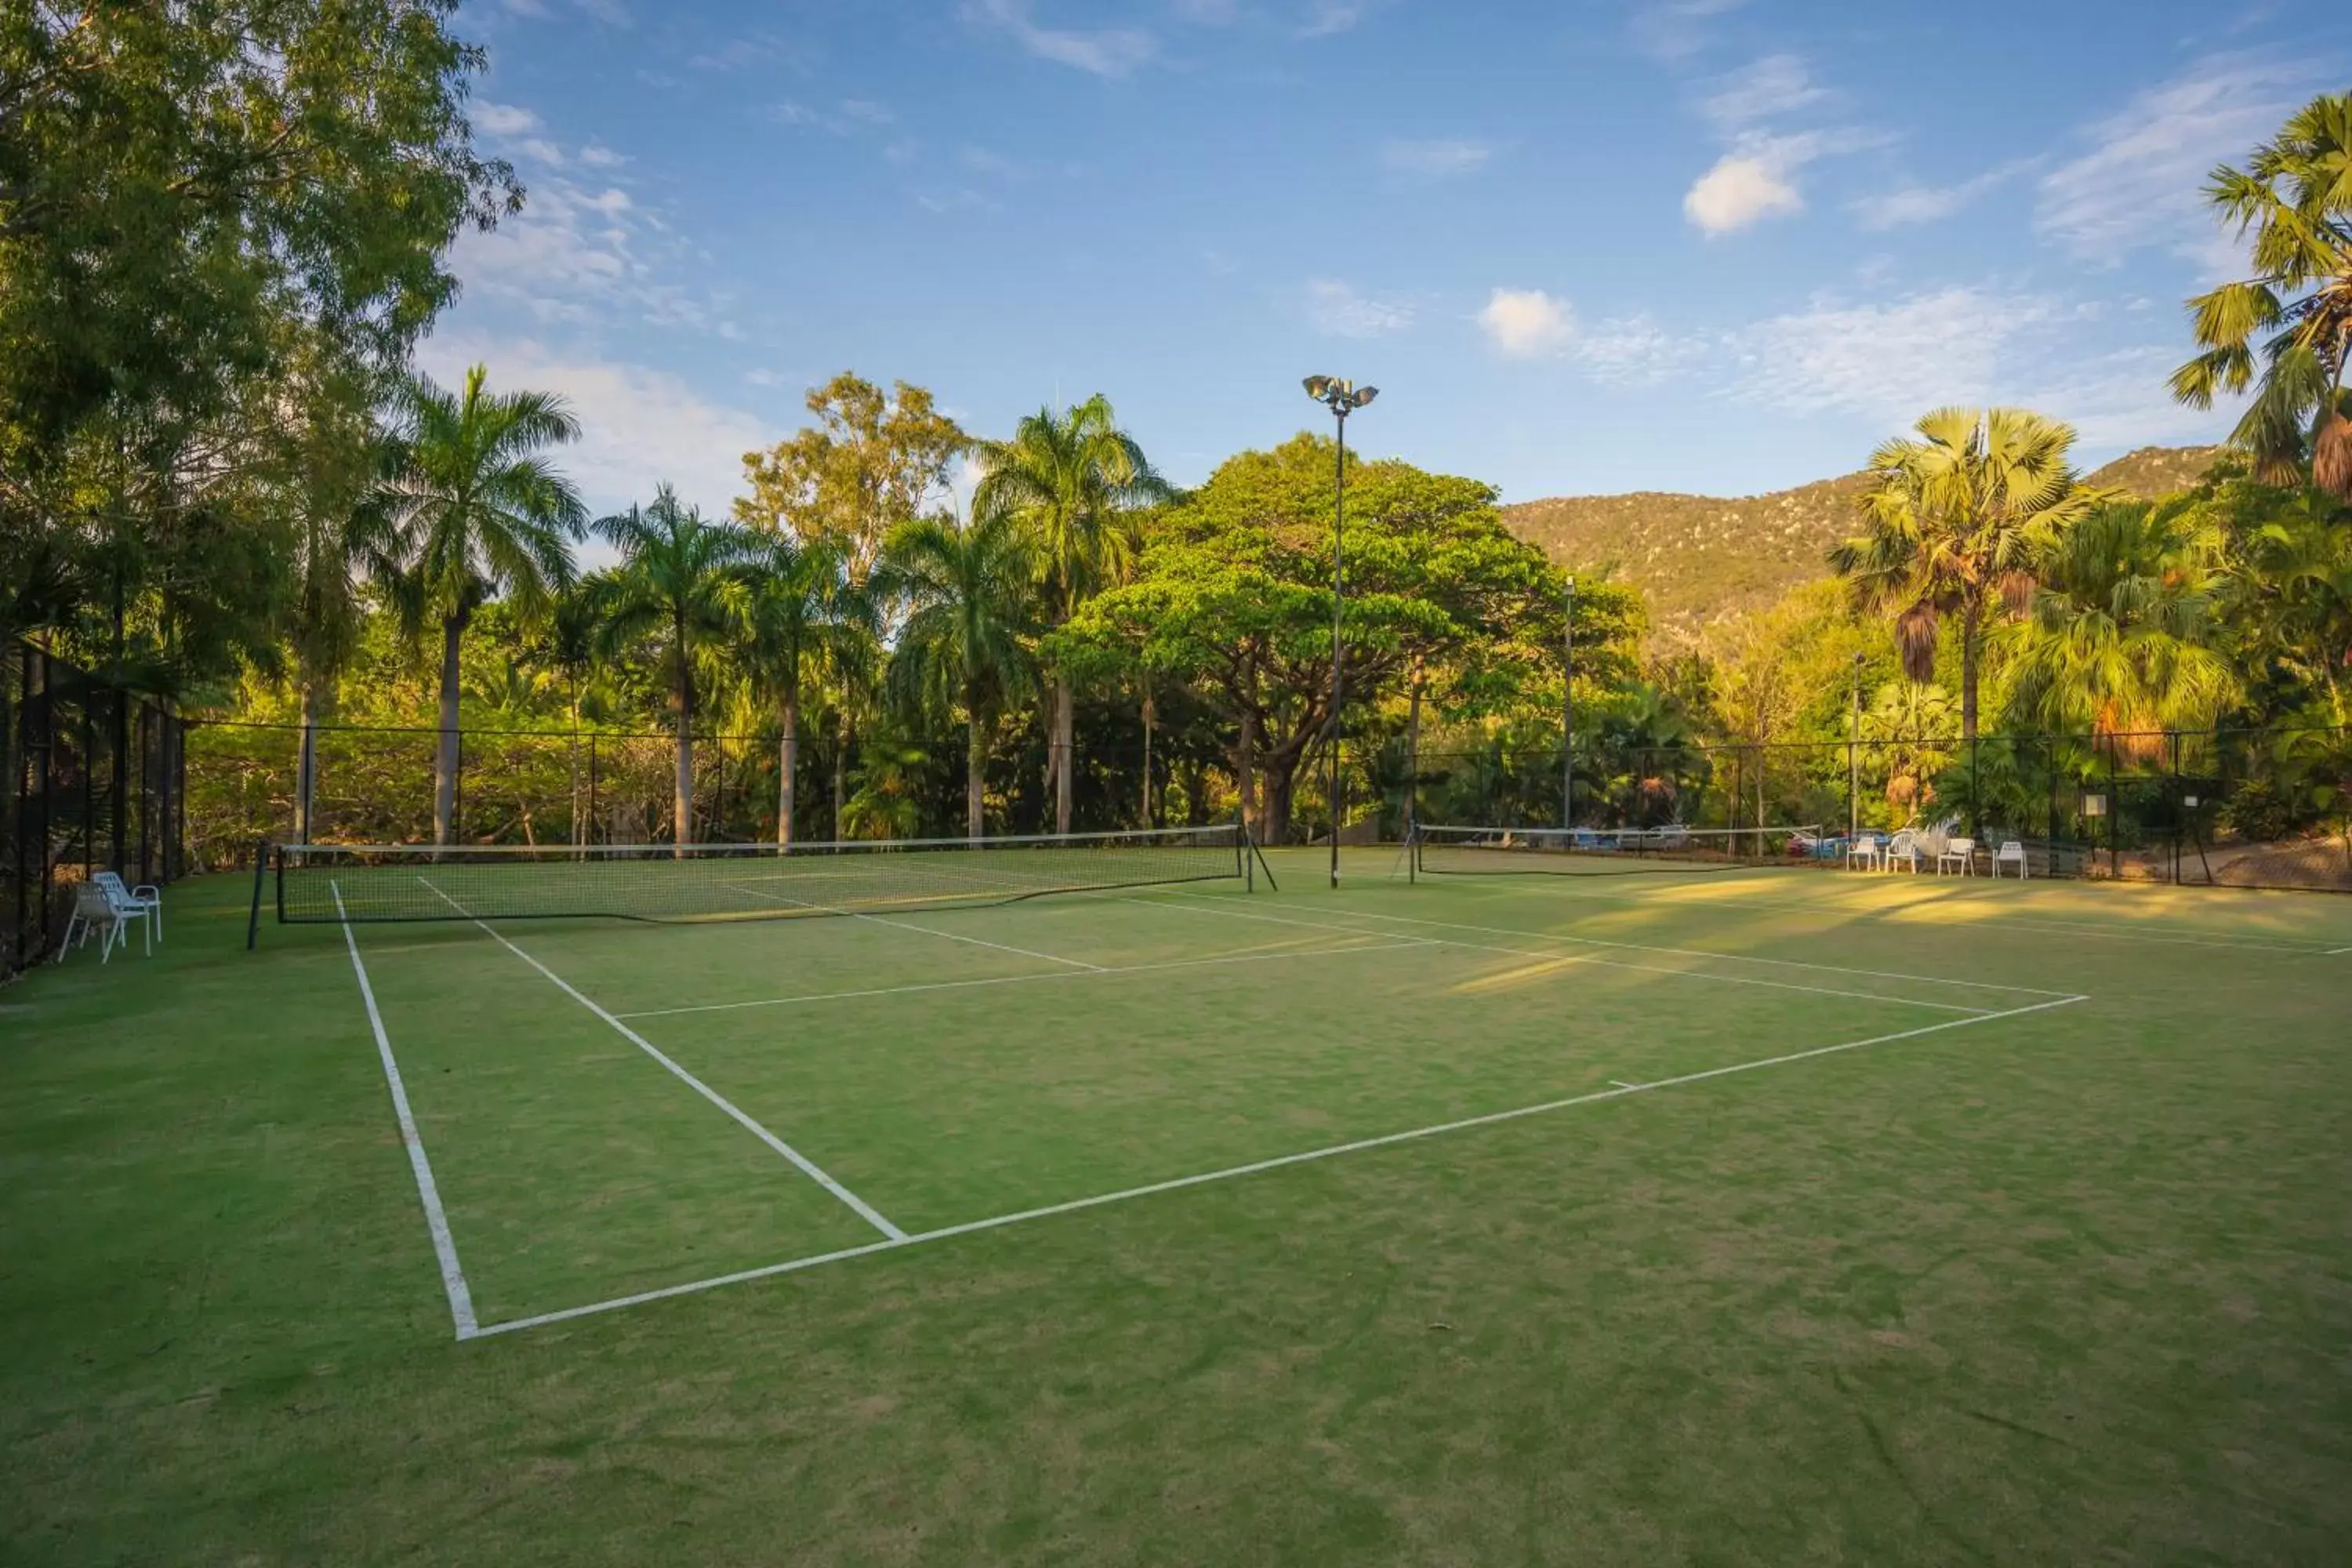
419;879;905;1243
722;880;1104;971
1131;896;2002;1014
615;938;1439;1020
466;991;2089;1339
332;884;478;1340
1269;902;2080;999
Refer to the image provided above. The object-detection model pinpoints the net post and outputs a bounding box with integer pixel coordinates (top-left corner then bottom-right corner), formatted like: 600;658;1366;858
245;838;267;951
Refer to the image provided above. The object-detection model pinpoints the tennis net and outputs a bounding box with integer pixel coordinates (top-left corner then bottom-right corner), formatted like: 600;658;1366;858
1412;823;1823;878
272;825;1253;927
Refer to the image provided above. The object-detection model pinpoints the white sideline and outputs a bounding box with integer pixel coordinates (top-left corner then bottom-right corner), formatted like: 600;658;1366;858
1132;896;2004;1014
721;880;1105;971
332;884;478;1340
466;992;2089;1339
1253;902;2082;999
615;938;1439;1020
419;879;906;1243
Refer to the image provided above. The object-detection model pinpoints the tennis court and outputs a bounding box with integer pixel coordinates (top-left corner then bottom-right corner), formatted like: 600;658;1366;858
284;831;2178;1339
9;838;2352;1564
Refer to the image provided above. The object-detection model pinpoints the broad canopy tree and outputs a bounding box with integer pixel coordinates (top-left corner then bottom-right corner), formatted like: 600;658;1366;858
1060;435;1573;843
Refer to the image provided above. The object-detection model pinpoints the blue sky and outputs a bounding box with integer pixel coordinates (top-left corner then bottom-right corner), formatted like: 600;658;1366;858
423;0;2349;521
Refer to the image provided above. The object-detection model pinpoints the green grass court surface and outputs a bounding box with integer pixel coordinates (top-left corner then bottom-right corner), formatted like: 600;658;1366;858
5;851;2350;1564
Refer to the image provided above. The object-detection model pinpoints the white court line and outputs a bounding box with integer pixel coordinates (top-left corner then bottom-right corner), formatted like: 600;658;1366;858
332;884;478;1341
466;992;2088;1339
1443;874;2343;956
1258;902;2081;999
1131;897;2002;1014
615;938;1439;1020
419;879;905;1243
721;880;1105;971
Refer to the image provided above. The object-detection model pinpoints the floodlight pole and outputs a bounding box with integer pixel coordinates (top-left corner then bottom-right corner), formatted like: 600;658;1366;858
1563;576;1577;829
1304;376;1377;889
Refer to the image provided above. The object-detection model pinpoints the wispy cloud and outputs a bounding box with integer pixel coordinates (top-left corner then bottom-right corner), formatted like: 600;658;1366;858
1297;2;1368;38
1306;278;1414;338
962;0;1158;78
1477;288;1574;358
2035;53;2323;263
1381;138;1494;178
1573;314;1711;385
1852;159;2036;231
1625;0;1745;63
1700;53;1826;129
770;99;898;138
470;100;543;138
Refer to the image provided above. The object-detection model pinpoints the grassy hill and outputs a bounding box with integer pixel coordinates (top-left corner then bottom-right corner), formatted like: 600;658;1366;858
1501;445;2224;646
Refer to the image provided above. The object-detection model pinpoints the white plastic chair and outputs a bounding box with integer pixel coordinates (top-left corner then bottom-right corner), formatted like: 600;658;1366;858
1883;830;1922;873
93;871;162;949
1936;837;1976;875
58;880;131;963
1991;840;2030;879
1846;833;1885;871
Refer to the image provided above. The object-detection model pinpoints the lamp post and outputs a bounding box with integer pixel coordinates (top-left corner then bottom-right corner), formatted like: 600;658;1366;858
1303;375;1377;889
1562;576;1576;829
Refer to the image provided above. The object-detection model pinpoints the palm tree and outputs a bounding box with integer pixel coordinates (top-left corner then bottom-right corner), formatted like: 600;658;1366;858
1830;407;2106;745
379;364;586;844
736;533;853;848
971;395;1167;833
590;485;755;851
877;511;1037;841
2169;92;2352;498
2002;499;2241;755
285;451;405;845
1859;681;1957;820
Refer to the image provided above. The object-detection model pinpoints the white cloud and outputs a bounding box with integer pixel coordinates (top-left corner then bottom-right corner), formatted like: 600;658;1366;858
2036;54;2323;262
577;143;626;169
1306;278;1414;338
1722;286;2071;422
963;0;1158;78
1477;288;1575;358
1684;153;1803;234
470;100;543;137
1853;160;2035;231
1701;54;1826;129
1625;0;1745;63
956;145;1023;178
1572;314;1711;385
1297;2;1367;38
413;339;774;522
1381;138;1494;178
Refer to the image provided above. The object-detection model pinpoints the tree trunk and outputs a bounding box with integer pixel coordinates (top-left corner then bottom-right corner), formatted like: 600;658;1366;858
1405;674;1422;840
296;679;319;844
778;688;798;850
1960;603;1981;745
1141;689;1156;827
673;632;693;858
1052;678;1074;835
434;612;463;846
967;710;986;844
1236;700;1258;844
1265;758;1298;845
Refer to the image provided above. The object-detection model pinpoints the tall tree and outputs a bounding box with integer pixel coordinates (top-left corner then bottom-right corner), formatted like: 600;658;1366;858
2169;92;2352;499
735;373;966;583
2002;498;2242;750
590;486;754;851
379;364;586;844
1830;407;2106;745
877;513;1037;841
737;535;853;848
972;395;1167;833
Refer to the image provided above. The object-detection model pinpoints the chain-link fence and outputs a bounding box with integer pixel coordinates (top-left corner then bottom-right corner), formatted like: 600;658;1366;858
177;717;2352;898
5;641;191;978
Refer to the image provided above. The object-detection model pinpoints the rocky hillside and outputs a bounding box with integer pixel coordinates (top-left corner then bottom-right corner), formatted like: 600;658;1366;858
1501;445;2224;646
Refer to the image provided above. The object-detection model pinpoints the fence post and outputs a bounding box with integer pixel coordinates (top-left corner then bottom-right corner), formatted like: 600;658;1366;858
2107;733;2119;880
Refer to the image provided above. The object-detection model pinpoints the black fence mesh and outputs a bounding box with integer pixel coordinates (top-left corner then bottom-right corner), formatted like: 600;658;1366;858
5;641;191;978
173;717;2352;902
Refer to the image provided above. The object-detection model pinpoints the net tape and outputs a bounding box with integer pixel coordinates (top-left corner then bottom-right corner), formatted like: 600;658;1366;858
1414;823;1824;877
